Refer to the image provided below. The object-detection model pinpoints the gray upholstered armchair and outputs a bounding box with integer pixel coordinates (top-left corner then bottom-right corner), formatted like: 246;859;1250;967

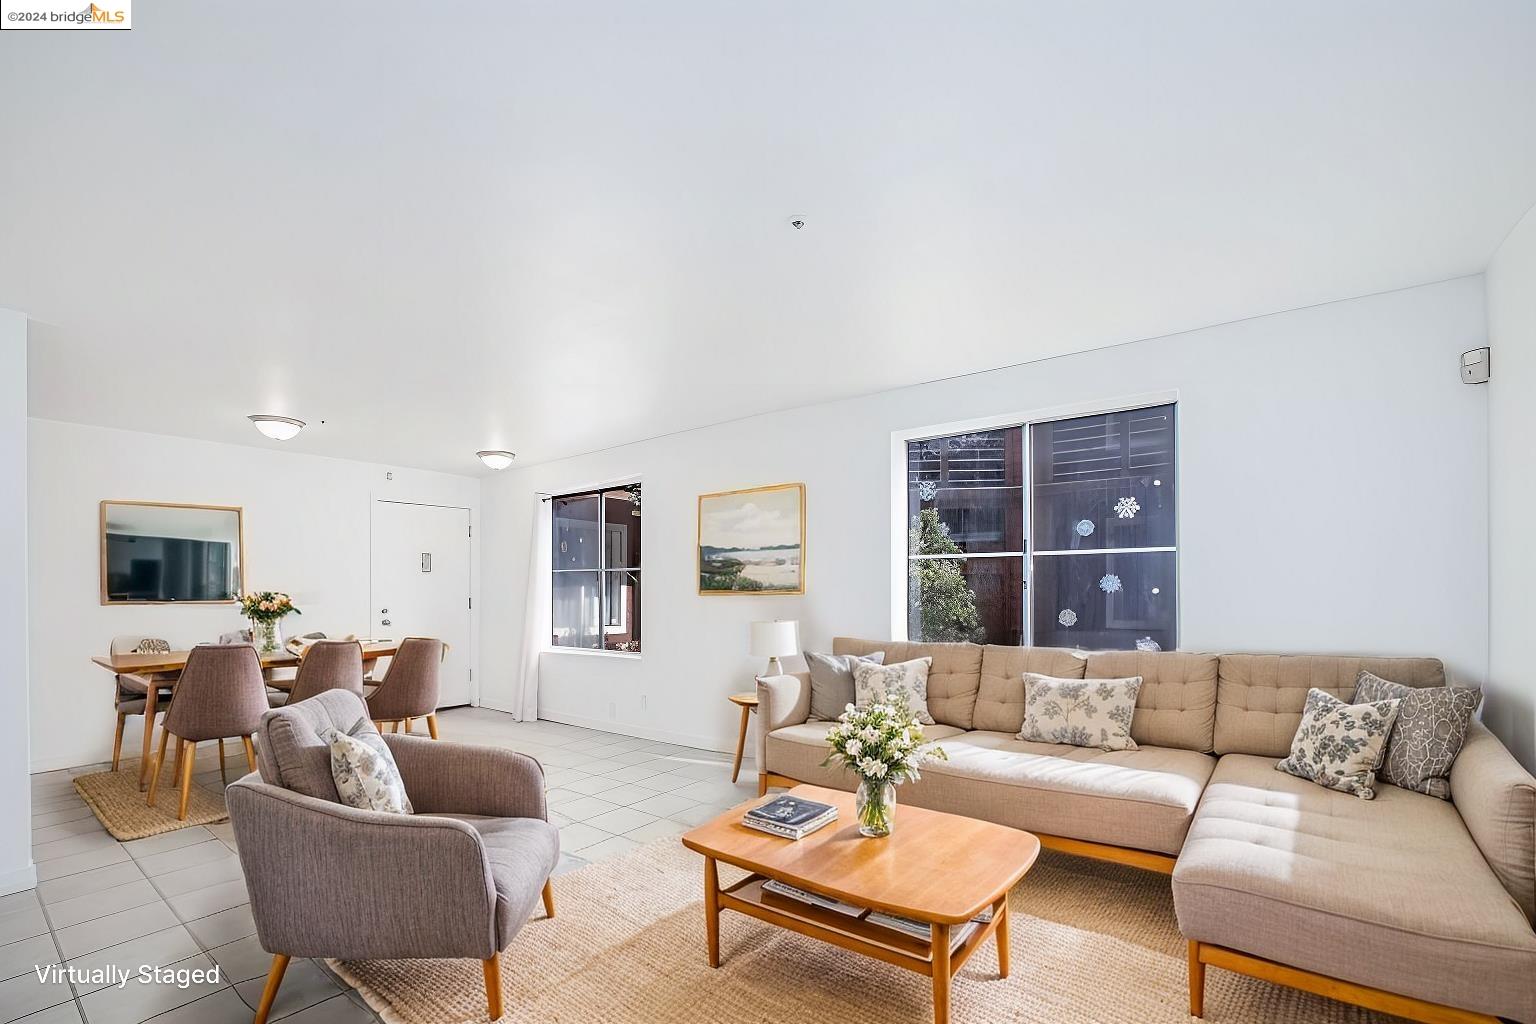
225;690;558;1023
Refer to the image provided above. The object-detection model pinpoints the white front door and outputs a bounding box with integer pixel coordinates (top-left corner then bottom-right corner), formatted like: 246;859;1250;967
370;500;473;707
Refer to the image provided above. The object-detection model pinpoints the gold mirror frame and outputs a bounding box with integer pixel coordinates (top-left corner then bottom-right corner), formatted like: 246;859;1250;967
99;500;246;606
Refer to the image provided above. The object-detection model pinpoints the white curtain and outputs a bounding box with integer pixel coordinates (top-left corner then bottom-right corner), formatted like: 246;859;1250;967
511;498;551;721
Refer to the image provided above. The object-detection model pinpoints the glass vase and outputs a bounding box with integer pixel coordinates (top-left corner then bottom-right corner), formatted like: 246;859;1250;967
855;778;896;837
252;619;282;654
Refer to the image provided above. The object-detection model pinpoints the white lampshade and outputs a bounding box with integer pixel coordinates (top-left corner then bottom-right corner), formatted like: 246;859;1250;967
476;450;516;470
749;620;799;658
248;414;305;441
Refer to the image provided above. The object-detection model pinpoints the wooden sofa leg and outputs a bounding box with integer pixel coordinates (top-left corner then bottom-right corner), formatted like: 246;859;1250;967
483;956;503;1020
757;773;768;797
254;954;290;1024
1189;941;1206;1018
541;879;555;918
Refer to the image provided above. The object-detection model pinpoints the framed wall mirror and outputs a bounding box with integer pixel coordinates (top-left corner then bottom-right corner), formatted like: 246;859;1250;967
100;501;245;605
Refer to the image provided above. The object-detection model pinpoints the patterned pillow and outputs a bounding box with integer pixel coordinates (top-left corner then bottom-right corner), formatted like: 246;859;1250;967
1353;670;1482;800
1019;673;1142;751
1276;688;1400;799
805;650;885;721
327;729;413;814
852;658;934;725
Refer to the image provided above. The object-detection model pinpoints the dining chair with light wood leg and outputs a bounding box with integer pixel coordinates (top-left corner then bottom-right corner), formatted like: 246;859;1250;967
365;637;445;738
107;636;174;782
147;644;269;820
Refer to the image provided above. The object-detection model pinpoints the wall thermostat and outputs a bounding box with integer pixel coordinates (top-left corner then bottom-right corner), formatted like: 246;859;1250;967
1461;347;1490;385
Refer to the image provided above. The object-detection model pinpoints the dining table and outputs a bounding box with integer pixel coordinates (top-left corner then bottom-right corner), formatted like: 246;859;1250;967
91;641;401;790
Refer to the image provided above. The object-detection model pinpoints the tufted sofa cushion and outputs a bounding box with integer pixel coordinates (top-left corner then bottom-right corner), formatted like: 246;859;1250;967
832;638;982;729
1214;654;1446;757
1084;651;1217;753
972;645;1087;733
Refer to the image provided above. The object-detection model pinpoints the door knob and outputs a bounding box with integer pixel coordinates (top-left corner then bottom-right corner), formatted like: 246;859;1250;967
381;619;391;626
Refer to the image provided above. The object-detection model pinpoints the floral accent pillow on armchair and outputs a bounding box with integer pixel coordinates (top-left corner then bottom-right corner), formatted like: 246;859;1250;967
1276;687;1401;799
327;728;413;814
852;657;935;725
1018;673;1142;751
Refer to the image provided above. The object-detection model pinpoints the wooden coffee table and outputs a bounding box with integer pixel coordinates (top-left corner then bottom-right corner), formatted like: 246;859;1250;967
680;784;1041;1024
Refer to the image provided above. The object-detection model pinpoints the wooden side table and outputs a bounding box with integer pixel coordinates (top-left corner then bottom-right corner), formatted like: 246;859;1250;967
727;691;759;784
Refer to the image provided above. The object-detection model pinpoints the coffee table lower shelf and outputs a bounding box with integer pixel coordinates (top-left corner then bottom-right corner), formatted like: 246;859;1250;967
702;861;1011;1024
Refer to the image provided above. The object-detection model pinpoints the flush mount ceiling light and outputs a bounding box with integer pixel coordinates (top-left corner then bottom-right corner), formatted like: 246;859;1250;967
477;450;516;470
248;414;306;441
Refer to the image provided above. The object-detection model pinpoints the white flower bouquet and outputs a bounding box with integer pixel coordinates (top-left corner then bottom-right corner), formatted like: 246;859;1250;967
822;695;947;836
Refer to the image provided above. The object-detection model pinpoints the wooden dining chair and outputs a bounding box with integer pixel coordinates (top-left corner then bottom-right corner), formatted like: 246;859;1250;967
107;635;173;776
365;637;445;738
148;644;269;820
271;639;364;707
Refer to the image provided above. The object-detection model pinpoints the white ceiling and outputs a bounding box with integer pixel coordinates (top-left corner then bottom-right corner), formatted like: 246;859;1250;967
3;2;1535;475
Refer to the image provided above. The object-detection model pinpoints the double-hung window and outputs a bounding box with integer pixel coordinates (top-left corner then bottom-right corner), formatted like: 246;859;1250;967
551;484;642;652
905;403;1176;651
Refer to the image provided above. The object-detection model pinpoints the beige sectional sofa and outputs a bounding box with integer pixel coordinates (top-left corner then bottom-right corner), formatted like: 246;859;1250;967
755;638;1536;1024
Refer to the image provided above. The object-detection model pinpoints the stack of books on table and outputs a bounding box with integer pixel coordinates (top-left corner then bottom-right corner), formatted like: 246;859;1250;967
741;795;838;840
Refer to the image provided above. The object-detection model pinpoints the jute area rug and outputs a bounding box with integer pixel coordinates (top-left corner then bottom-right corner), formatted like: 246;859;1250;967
73;768;229;841
330;839;1396;1024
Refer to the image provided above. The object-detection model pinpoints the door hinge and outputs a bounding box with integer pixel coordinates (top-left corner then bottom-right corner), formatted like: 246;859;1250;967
469;669;474;681
468;596;473;609
468;524;472;537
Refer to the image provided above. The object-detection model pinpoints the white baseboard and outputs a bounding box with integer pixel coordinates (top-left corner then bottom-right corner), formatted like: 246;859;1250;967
0;862;37;896
536;710;732;754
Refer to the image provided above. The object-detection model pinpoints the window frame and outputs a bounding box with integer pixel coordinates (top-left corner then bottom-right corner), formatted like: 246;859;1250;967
890;391;1179;649
549;482;642;657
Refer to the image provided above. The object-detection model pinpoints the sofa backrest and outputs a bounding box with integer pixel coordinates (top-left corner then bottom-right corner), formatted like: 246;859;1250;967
1085;651;1219;752
974;645;1086;733
1214;653;1446;756
827;638;1450;758
831;638;982;729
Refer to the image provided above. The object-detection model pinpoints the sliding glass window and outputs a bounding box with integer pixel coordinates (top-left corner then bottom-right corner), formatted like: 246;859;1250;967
904;404;1176;651
551;484;642;652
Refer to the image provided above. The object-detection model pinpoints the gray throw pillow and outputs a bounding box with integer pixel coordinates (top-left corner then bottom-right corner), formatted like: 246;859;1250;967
805;650;884;721
1354;670;1482;800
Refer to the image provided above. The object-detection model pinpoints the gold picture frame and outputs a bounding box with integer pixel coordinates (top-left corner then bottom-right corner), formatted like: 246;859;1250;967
100;500;246;605
697;482;806;596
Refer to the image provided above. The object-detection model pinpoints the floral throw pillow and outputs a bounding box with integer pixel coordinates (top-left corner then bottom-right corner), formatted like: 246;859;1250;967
1276;688;1400;799
1353;670;1481;800
327;728;413;814
1018;674;1142;751
852;657;935;725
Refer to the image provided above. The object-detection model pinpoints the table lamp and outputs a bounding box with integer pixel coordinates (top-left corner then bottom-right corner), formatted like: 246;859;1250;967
749;620;799;677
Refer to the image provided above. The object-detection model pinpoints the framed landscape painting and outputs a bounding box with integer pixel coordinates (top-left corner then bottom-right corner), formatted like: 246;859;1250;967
697;483;806;595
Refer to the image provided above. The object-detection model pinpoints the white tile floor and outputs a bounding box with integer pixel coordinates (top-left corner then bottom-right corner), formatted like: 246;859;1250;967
4;708;759;1023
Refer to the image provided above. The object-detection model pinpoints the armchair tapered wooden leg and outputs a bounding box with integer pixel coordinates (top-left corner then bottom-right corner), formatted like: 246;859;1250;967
218;739;227;784
482;956;503;1020
177;740;197;821
254;954;290;1024
147;729;172;807
112;713;127;772
541;878;555;918
426;713;439;740
1189;941;1205;1018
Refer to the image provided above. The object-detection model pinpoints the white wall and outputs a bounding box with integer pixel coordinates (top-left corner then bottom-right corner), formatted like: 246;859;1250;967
480;277;1491;754
1487;206;1536;771
1;311;34;894
28;420;482;772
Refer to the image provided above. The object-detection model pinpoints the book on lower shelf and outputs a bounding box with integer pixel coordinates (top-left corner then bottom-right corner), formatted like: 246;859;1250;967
742;795;838;840
864;911;983;952
761;879;865;917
